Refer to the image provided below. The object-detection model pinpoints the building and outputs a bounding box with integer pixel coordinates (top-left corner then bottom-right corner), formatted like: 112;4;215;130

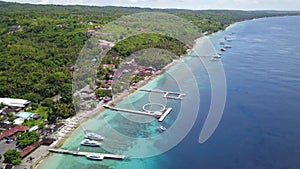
0;98;31;108
0;125;29;140
15;112;39;120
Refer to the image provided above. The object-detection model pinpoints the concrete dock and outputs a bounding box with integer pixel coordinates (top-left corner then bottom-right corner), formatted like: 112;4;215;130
49;148;125;160
158;108;172;122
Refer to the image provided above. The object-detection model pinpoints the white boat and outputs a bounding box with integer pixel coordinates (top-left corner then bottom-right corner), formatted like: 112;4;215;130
224;45;232;48
210;58;219;62
86;153;104;160
81;139;101;147
213;54;222;59
220;48;226;52
84;132;104;141
159;126;166;132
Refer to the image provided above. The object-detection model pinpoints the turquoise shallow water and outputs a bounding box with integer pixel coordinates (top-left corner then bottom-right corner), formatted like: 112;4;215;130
37;16;300;169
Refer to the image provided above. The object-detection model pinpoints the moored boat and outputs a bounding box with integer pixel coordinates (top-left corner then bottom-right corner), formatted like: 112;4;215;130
159;125;166;132
224;45;232;48
81;139;101;147
86;153;104;160
213;54;222;59
84;132;104;141
210;58;219;61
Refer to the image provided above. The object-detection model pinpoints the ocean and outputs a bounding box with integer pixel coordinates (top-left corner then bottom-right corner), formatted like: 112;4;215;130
37;15;300;169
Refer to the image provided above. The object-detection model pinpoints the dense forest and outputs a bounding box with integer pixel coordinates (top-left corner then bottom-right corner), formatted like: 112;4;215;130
0;0;299;121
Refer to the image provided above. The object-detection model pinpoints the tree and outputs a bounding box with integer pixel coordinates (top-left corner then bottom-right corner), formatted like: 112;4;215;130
4;149;22;165
17;131;40;147
0;102;5;109
47;111;57;124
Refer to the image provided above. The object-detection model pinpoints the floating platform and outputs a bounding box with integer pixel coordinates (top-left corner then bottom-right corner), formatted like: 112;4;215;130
140;89;185;100
49;148;125;160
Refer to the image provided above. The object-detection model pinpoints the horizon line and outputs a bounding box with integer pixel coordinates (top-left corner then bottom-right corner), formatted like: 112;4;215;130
2;0;300;12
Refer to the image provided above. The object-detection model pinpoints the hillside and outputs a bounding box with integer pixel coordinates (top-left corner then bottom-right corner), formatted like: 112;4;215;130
0;0;299;121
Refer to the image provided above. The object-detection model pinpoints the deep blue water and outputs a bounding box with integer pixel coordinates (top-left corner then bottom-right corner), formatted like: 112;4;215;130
37;16;300;169
169;16;300;169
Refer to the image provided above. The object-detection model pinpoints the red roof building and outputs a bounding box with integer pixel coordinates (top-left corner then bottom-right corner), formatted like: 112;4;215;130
0;125;29;140
20;140;42;158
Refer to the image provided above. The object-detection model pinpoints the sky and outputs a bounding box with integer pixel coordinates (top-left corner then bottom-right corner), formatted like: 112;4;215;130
3;0;300;10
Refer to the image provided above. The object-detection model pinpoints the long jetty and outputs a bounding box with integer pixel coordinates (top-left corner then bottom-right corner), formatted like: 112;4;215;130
104;105;172;122
49;148;125;160
104;105;162;118
140;89;185;100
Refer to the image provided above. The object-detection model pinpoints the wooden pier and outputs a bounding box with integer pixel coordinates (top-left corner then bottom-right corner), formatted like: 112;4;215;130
49;148;125;160
140;89;185;100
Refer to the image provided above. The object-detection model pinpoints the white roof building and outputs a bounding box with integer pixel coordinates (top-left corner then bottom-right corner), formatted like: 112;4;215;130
0;98;31;108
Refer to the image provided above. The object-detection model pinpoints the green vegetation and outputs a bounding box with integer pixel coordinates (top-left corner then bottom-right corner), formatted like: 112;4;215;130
4;149;22;165
95;89;112;97
0;1;299;121
108;33;186;58
17;131;40;147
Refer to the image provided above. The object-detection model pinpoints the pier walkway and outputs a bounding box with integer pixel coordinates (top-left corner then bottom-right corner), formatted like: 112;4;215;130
140;89;185;100
49;148;125;160
104;105;162;118
104;105;172;122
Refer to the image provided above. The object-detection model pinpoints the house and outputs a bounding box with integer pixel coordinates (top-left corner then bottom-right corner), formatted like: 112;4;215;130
2;107;22;114
13;118;25;125
94;25;102;30
9;25;21;32
56;24;67;28
184;44;192;49
103;64;115;69
15;112;37;120
0;125;29;140
0;98;31;108
29;125;39;132
86;29;95;36
20;140;42;158
138;69;153;76
66;64;74;71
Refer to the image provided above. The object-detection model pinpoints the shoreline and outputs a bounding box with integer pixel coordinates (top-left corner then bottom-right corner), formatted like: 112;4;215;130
32;40;199;169
33;21;231;169
14;15;300;169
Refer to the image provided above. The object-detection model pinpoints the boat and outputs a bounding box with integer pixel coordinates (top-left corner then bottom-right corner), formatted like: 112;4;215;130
213;54;222;59
210;58;219;61
220;48;226;52
159;125;166;132
224;45;232;48
84;132;104;141
86;153;104;160
224;36;233;42
80;139;101;147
